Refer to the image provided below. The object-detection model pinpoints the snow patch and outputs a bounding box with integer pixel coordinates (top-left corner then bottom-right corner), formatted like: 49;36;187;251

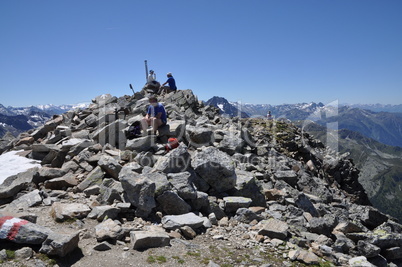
217;104;225;112
0;150;41;185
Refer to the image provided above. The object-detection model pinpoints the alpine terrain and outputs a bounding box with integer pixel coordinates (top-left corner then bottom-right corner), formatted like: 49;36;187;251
0;90;401;267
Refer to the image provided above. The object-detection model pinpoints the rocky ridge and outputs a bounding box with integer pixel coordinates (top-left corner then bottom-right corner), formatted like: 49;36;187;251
0;90;401;266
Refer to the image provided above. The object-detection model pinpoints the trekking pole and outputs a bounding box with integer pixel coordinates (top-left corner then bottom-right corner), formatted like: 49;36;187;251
144;60;148;82
129;84;135;94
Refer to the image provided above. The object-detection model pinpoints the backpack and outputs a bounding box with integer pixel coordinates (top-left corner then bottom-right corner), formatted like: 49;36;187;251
126;121;142;139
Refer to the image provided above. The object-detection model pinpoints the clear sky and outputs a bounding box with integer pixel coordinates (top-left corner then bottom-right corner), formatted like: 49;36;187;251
1;0;402;107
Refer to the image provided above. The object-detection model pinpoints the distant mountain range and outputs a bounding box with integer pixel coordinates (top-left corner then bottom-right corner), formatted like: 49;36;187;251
206;96;402;148
0;103;88;138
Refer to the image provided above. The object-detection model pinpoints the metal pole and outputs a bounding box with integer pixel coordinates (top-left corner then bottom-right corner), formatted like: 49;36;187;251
144;60;148;82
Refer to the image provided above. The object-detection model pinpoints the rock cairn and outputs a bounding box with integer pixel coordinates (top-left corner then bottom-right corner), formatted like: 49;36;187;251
0;89;401;266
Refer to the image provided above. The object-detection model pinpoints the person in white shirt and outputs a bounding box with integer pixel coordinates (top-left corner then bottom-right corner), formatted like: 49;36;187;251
148;70;156;83
145;70;160;93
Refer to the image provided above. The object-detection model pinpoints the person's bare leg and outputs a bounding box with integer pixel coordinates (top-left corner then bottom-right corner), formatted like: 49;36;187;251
151;118;163;134
141;118;150;136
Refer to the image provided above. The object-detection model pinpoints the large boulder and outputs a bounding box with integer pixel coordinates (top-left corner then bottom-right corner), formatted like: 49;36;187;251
191;147;236;193
126;135;157;152
153;144;191;173
119;167;156;217
98;155;122;179
167;172;197;200
217;134;245;155
232;170;266;207
156;191;191;215
95;218;124;242
185;126;214;147
258;218;289;240
0;168;38;199
130;230;170;250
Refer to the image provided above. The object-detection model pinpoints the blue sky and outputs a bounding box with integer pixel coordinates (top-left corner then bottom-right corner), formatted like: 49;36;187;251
1;0;402;107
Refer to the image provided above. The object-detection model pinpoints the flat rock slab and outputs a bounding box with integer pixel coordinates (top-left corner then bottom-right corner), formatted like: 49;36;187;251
130;231;170;250
51;202;91;222
161;212;204;230
258;218;289;240
223;196;252;213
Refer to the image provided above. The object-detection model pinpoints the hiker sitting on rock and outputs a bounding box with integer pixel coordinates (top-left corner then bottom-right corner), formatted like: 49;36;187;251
141;96;167;136
145;70;160;92
159;72;177;94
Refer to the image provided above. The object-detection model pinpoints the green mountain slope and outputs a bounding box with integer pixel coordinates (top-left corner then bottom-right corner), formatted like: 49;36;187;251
298;121;402;222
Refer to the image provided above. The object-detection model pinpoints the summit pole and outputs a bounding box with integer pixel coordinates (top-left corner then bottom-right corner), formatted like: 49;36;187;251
144;60;148;82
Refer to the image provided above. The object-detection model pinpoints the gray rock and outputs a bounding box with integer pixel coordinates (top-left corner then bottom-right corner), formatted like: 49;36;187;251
308;214;338;236
98;154;122;179
288;249;320;265
185;125;214;147
119;168;156;217
5;189;42;211
0;168;38;199
97;178;123;204
15;247;33;259
348;256;375;267
156;191;191;215
167;171;197;200
154;144;191;173
274;170;298;187
217;134;245;155
223;196;252;213
135;151;155;167
384;246;402;260
51;202;91;222
191;146;236;192
68;139;94;156
93;241;112;251
258;218;289;240
44;173;78;190
357;240;381;258
77;166;105;191
162;212;204;230
295;193;319;217
130;230;170;250
190;191;209;212
39;232;80;257
333;233;356;254
95;219;124;241
233;170;266;207
141;172;171;196
87;206;120;221
83;185;101;197
234;208;262;223
126;135;157;152
180;225;197;239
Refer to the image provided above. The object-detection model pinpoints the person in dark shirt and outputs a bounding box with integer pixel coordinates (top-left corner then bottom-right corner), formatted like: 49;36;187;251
159;72;177;94
141;96;167;135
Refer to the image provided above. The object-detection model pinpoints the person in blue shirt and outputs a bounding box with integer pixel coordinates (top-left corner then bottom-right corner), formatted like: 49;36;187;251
141;96;167;135
159;72;177;94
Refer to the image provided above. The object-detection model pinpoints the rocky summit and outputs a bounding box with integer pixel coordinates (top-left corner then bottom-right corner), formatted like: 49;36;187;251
0;89;401;267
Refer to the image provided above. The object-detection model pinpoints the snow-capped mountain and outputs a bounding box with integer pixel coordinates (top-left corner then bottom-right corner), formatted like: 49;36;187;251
205;96;402;147
0;103;88;138
205;96;249;118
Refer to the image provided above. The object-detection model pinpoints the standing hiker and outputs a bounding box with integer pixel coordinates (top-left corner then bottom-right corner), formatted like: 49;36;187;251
141;96;167;135
159;72;177;94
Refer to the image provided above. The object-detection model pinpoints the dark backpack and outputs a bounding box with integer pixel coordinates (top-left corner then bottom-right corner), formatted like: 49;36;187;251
126;121;142;139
